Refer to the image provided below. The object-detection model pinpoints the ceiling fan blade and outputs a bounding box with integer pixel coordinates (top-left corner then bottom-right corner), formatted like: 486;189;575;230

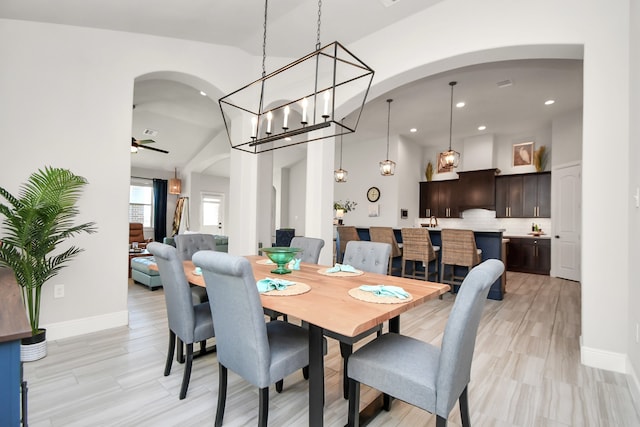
138;144;169;154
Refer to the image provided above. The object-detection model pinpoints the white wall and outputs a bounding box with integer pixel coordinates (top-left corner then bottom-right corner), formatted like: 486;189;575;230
286;159;307;236
0;18;256;340
628;0;640;396
552;109;583;166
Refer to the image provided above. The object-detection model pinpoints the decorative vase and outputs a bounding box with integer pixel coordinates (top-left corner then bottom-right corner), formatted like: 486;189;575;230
425;162;433;181
21;328;47;362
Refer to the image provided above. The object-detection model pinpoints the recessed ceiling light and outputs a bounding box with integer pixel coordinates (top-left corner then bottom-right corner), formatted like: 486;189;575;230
410;128;417;133
456;102;465;108
478;125;486;131
544;99;555;105
200;90;207;96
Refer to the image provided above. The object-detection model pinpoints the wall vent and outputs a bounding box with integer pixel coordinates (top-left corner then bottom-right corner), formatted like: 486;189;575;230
497;79;513;88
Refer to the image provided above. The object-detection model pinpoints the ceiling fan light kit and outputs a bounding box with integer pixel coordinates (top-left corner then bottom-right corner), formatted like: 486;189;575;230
440;81;460;169
219;0;374;154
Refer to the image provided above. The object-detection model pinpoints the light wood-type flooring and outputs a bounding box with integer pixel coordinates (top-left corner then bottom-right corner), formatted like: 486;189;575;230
24;272;640;426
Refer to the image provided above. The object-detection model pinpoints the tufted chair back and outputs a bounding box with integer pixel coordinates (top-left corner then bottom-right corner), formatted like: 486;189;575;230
342;240;391;275
174;233;217;261
290;236;325;264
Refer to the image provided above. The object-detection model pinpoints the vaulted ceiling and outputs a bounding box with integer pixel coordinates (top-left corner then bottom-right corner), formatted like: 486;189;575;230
1;0;583;175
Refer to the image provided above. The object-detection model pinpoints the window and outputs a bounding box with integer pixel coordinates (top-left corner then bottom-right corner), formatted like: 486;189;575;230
129;183;154;227
202;193;223;230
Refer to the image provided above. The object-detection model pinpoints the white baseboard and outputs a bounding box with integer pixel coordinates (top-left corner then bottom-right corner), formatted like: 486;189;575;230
42;310;129;341
581;343;628;373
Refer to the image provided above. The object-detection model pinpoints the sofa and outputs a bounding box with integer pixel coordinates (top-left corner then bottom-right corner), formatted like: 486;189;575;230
130;233;229;291
130;256;162;290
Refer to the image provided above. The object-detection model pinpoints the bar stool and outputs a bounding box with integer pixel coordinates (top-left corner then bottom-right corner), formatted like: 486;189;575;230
369;226;402;276
336;226;360;263
400;227;439;281
440;229;482;289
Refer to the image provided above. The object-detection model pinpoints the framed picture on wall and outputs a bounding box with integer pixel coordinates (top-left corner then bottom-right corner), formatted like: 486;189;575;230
512;141;534;167
437;152;454;173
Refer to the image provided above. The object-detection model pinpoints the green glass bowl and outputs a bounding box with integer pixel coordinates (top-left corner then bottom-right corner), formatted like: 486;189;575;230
261;246;302;274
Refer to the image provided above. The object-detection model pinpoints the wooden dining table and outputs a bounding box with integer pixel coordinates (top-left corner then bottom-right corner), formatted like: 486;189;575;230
181;255;450;427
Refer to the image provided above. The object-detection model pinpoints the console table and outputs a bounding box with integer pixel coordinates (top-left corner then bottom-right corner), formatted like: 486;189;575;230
0;268;31;426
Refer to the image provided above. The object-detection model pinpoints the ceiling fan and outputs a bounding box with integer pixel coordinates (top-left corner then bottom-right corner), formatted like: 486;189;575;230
131;137;169;154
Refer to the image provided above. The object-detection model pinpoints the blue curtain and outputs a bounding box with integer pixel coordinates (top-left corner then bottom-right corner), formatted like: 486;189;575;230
153;179;167;242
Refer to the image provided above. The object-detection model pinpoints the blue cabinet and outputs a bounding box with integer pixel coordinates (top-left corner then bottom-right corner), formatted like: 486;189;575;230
0;268;31;427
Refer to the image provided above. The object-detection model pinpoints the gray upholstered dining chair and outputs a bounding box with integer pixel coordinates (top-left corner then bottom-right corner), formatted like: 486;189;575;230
147;242;215;400
174;233;217;304
290;236;325;264
192;250;310;427
346;259;505;427
330;240;392;399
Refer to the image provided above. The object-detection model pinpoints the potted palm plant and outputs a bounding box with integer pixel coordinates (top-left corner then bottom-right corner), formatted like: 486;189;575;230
0;167;96;361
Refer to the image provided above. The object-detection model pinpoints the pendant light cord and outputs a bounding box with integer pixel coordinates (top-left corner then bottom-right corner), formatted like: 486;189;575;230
448;81;456;151
316;0;322;50
386;99;392;159
339;118;344;168
262;0;268;78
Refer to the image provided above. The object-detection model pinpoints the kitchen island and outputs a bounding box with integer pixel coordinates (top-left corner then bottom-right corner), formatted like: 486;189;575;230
351;227;505;300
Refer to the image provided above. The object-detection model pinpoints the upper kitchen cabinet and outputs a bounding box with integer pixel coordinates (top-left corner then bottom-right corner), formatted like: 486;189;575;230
496;172;550;218
523;172;551;218
457;169;498;211
419;180;459;218
495;174;524;218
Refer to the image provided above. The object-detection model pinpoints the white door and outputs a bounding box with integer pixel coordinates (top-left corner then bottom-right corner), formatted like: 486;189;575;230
201;193;225;235
552;163;581;281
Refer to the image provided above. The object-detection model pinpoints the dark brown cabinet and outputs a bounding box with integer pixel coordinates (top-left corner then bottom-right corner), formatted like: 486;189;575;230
506;237;550;275
496;172;550;218
419;180;459;218
437;180;459;218
523;172;551;218
457;169;497;211
495;175;524;218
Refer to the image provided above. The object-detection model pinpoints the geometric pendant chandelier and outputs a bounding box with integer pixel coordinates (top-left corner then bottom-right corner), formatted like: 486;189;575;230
218;0;374;154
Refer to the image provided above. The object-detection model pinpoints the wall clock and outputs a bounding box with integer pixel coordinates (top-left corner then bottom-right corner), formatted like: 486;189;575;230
367;186;380;202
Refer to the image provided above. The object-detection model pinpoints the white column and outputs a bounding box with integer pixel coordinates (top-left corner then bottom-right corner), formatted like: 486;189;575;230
305;135;336;266
227;116;274;256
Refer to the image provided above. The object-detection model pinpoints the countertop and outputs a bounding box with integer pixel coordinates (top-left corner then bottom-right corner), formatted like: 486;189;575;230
0;268;31;343
504;233;551;239
419;226;507;233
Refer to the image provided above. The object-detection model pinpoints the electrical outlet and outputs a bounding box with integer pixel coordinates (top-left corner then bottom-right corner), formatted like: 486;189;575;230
54;284;65;299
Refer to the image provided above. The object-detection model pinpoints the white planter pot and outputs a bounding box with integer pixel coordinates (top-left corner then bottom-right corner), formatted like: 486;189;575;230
20;329;47;362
